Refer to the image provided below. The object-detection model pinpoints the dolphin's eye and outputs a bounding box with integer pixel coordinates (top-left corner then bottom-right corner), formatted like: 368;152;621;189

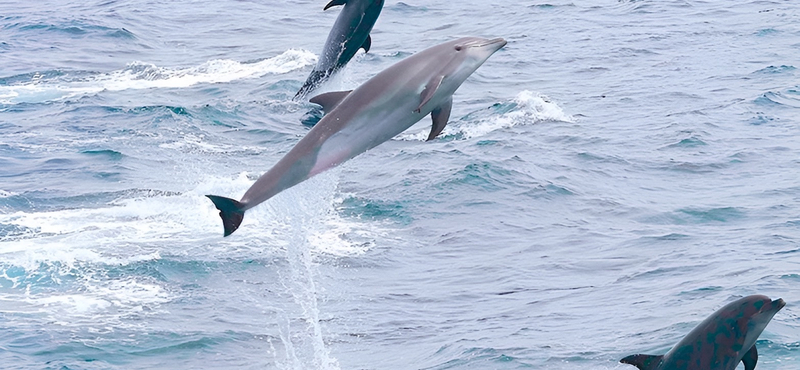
455;45;463;51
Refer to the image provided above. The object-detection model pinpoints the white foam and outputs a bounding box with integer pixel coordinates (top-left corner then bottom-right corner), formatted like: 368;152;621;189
158;133;264;155
307;218;373;257
9;274;172;328
399;90;575;141
0;168;392;334
0;170;381;266
27;276;169;312
0;49;317;104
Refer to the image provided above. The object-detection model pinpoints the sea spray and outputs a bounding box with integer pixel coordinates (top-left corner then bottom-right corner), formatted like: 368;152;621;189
249;172;342;370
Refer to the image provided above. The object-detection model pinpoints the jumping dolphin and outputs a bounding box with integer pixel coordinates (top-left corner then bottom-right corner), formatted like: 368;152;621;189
621;295;785;370
207;36;507;236
294;0;385;99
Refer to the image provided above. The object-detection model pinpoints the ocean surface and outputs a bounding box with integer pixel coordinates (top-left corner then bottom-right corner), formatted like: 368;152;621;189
1;0;799;369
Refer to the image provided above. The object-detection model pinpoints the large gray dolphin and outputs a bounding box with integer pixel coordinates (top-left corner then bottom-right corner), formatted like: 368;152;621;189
207;36;507;236
294;0;384;99
621;295;785;370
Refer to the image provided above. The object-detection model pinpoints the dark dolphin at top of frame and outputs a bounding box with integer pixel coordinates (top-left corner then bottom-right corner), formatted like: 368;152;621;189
294;0;384;99
620;294;785;370
207;36;507;236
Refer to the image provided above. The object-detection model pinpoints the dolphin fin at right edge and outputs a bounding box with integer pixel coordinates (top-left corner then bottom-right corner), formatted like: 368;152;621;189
427;97;452;141
206;195;245;237
620;354;663;370
742;344;758;370
324;0;347;10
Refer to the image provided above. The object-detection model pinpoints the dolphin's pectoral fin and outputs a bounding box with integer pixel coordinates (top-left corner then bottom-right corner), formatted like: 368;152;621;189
323;0;347;10
415;75;445;113
620;354;663;370
427;97;452;141
742;345;758;370
309;90;353;113
360;34;372;53
206;195;245;237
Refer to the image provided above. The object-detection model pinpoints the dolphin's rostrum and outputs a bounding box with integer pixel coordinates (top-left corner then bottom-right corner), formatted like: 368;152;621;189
294;0;384;99
208;36;507;236
620;295;785;370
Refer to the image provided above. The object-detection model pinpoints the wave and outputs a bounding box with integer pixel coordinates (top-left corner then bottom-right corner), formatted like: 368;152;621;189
0;49;317;105
755;89;800;109
398;90;575;141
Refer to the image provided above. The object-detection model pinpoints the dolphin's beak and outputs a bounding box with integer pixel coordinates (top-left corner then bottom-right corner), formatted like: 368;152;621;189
483;38;507;49
774;298;786;310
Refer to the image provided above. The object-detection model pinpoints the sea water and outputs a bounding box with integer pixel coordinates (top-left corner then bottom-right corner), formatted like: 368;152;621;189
1;1;799;369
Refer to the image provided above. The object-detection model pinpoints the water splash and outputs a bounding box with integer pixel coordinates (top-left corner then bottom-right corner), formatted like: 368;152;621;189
399;90;575;141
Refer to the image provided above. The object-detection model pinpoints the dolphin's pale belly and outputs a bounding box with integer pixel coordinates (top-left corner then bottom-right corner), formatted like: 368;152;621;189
308;67;464;175
311;99;426;175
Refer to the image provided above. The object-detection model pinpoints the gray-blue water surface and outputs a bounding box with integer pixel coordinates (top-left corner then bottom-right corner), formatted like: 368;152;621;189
1;1;799;369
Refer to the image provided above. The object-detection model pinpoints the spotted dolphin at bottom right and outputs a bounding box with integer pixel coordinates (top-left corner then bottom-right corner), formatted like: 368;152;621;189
621;295;785;370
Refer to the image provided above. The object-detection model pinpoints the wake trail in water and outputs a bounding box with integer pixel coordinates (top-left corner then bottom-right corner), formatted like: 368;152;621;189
0;49;317;105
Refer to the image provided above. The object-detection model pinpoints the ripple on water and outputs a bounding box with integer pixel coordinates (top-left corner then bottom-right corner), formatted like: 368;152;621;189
389;2;429;13
639;206;747;225
754;28;780;37
435;162;532;194
0;70;69;85
754;65;797;75
336;196;412;225
528;3;577;11
80;149;124;160
0;188;181;215
664;137;707;149
677;206;747;223
755;92;784;107
15;22;136;39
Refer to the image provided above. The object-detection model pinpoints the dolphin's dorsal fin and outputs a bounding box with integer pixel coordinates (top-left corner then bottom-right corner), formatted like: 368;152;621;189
309;90;352;112
324;0;347;10
415;75;444;113
620;354;663;370
742;345;758;370
427;97;452;141
361;35;372;53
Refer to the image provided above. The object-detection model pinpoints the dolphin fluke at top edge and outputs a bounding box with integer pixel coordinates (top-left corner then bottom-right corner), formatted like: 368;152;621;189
206;195;245;237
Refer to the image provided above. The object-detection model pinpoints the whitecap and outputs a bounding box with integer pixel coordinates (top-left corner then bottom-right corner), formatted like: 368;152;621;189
0;49;317;105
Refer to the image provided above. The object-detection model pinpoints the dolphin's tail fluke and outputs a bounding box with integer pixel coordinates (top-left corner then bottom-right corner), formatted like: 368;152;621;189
206;195;245;237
